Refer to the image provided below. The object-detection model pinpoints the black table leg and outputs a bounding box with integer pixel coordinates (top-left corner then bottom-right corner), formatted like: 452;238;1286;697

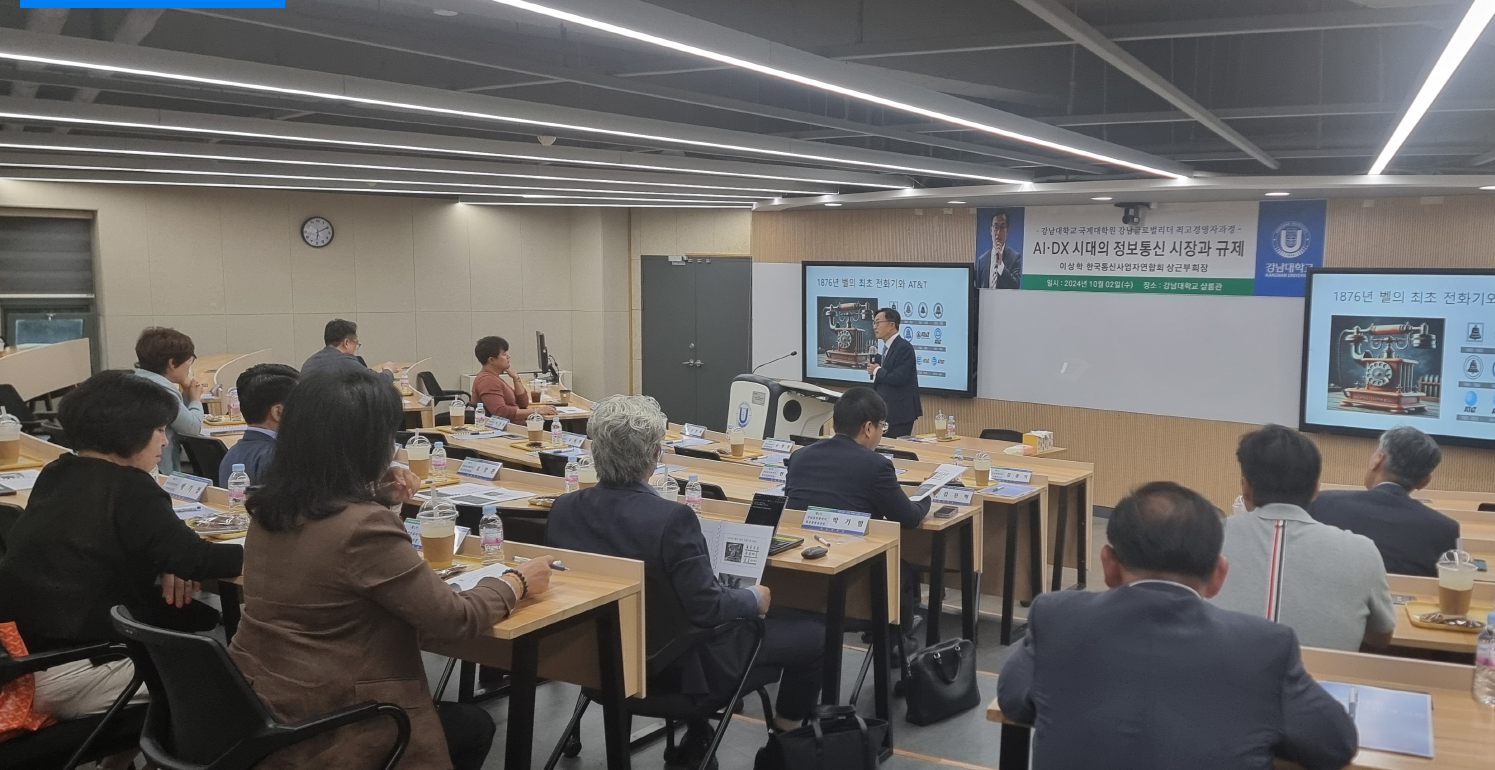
1049;485;1068;592
821;573;847;705
218;582;241;643
595;603;631;770
999;724;1032;770
926;530;948;647
504;634;541;770
1076;480;1089;588
959;516;977;644
1028;499;1044;601
1000;505;1019;645
868;555;893;752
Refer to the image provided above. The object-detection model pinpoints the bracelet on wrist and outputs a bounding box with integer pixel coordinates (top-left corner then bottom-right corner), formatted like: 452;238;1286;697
502;568;529;600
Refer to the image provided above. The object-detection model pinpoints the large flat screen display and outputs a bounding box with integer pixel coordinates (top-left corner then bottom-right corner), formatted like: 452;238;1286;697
801;262;976;397
1302;268;1495;447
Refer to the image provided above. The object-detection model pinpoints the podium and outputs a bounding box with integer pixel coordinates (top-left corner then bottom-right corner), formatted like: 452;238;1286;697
726;375;840;440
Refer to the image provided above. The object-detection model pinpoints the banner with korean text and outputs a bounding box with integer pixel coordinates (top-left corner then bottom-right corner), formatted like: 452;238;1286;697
978;200;1326;297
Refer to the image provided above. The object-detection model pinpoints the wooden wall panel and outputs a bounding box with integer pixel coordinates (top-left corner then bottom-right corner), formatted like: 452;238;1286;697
752;194;1495;508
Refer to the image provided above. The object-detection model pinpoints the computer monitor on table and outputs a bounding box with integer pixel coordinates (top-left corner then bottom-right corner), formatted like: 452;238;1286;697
535;331;559;380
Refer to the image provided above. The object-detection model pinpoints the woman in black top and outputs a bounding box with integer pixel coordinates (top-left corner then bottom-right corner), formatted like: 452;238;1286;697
0;370;243;719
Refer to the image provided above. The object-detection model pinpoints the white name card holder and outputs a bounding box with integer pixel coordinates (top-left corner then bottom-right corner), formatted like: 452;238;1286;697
681;423;706;438
932;486;975;506
758;465;788;482
801;506;871;537
762;438;794;453
989;467;1034;484
485;416;511;431
457;458;502;480
163;472;211;502
562;432;587;449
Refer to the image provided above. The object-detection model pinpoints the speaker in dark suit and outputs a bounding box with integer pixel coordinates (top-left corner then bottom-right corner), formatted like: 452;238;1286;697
866;307;921;438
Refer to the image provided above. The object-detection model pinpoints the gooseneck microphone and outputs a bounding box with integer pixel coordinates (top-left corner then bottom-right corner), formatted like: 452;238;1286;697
752;350;798;374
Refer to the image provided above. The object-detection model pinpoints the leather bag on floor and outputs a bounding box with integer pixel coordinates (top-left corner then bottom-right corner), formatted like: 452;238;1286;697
904;638;980;725
753;704;887;770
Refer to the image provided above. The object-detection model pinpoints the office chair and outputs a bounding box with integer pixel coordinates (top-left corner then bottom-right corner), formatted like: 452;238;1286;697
545;568;775;770
0;383;64;443
110;606;410;770
979;429;1024;443
1478;502;1495;513
876;445;920;462
416;372;466;403
665;477;726;501
672;446;722;462
0;639;146;770
537;450;572;478
789;434;822;447
179;436;230;484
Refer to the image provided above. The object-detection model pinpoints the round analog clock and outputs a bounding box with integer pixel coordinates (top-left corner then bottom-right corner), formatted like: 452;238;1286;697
1365;360;1394;387
301;216;334;248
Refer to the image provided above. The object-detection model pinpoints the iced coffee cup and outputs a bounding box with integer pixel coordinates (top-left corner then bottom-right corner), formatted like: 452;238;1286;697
1437;550;1478;618
0;409;21;464
527;412;545;442
729;427;746;457
406;435;432;479
448;398;466;428
418;509;458;569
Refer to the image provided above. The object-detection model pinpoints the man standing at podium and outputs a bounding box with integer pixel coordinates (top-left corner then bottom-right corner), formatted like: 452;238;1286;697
865;307;921;438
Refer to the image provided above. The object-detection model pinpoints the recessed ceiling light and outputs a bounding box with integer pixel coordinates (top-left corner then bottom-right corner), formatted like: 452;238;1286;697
947;200;966;204
1265;191;1291;196
824;202;842;206
1090;196;1113;201
433;9;459;16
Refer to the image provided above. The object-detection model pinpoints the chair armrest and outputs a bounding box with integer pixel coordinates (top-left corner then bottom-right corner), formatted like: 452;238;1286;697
278;700;406;739
0;642;120;683
647;617;765;679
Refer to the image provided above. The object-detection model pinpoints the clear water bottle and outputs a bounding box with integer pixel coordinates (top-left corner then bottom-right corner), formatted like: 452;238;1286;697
474;402;486;426
946;412;957;440
400;369;411;393
652;469;676;499
685;473;703;513
564;457;580;492
1475;611;1495;706
431;441;448;481
551;417;563;447
954;448;965;466
227;388;241;420
480;504;505;565
226;463;250;513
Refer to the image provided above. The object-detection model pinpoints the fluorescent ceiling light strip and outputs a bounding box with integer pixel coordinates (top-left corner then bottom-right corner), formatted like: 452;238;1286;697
0;110;902;189
490;0;1187;179
0;175;751;206
0;50;1006;183
0;160;770;198
462;201;744;207
0;140;812;194
1368;0;1495;174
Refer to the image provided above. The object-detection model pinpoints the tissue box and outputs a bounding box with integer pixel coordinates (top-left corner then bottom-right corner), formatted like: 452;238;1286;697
1023;431;1054;452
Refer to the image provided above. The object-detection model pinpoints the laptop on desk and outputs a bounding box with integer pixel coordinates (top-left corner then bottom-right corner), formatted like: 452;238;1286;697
747;492;803;555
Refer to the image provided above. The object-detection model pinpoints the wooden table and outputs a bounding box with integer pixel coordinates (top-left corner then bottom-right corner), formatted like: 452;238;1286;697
0;338;91;401
1388;575;1492;656
987;646;1495;769
885;432;1067;458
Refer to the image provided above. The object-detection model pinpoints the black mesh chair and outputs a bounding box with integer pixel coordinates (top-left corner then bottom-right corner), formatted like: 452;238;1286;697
0;383;64;443
110;606;411;770
545;568;774;770
665;477;726;502
979;429;1024;443
875;445;919;462
673;446;721;462
417;372;466;403
789;434;821;447
179;436;230;484
450;502;550;548
0;640;146;770
537;450;571;477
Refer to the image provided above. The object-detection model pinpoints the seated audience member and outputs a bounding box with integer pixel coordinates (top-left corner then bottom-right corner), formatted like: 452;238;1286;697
998;482;1356;770
217;363;299;487
0;370;244;720
546;395;822;762
1311;425;1458;577
470;336;555;421
784;387;928;638
301;318;396;381
229;368;550;770
132;326;204;473
1212;424;1396;651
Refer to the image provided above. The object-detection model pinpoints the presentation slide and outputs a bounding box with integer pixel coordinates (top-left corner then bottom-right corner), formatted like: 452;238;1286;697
801;262;976;396
1302;269;1495;446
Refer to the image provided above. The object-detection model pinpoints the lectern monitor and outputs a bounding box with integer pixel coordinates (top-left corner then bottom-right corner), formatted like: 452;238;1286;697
801;262;976;397
1301;268;1495;447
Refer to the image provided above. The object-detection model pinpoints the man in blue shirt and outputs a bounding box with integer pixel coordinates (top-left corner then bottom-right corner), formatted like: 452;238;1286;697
218;363;299;487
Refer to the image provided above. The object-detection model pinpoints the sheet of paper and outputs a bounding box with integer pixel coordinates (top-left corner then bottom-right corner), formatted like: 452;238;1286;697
0;469;40;491
447;487;535;508
749;452;791;466
449;429;503;439
667;437;712;448
172;502;215;520
654;463;686;475
446;562;512;591
911;464;969;501
698;518;774;589
1319;682;1434;758
553;406;588;415
979;483;1040;498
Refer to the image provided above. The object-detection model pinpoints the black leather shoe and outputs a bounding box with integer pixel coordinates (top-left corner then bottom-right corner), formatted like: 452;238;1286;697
664;729;720;770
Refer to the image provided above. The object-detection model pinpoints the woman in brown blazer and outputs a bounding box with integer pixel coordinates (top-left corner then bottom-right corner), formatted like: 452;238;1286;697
229;367;551;770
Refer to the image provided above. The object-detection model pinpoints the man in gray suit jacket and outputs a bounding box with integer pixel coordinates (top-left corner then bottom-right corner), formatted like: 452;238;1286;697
998;481;1356;770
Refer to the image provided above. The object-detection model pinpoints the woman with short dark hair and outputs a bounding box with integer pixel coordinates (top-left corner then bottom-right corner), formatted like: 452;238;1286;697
0;370;244;719
132;326;204;473
229;368;552;770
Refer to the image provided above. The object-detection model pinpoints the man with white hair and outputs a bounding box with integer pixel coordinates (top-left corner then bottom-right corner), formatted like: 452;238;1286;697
1311;425;1459;577
545;395;822;768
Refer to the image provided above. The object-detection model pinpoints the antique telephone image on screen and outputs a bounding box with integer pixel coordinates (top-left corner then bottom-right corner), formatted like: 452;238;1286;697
1327;315;1443;417
816;297;877;368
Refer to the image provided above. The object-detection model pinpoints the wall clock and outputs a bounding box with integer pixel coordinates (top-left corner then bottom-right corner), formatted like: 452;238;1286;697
301;216;334;248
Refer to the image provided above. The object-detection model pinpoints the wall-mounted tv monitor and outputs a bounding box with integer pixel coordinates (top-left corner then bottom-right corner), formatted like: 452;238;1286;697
1302;268;1495;448
801;262;977;397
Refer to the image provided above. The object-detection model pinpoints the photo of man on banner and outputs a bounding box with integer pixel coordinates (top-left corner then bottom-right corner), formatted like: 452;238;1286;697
976;207;1024;290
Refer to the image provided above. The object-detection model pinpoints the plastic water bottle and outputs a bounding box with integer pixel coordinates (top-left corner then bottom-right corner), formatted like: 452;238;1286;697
400;369;411;393
480;504;505;565
564;458;580;492
226;463;250;512
954;448;965;466
1476;611;1495;705
227;388;241;420
473;402;486;426
946;412;957;440
551;417;563;447
685;474;703;513
431;441;448;481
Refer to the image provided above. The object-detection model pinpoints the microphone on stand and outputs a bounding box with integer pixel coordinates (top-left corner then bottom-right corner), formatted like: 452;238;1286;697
753;350;798;374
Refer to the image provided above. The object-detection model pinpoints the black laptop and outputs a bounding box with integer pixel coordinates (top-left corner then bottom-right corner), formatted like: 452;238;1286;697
746;492;803;555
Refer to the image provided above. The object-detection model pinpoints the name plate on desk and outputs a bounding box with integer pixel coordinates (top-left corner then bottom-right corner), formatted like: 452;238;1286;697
801;506;870;537
457;458;502;480
762;438;794;453
758;465;787;482
163;472;211;502
681;423;706;438
418;394;433;407
989;467;1033;484
485;416;510;431
932;486;975;506
561;432;587;448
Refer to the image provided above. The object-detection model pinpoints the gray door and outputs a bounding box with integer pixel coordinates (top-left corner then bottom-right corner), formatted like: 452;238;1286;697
640;255;751;429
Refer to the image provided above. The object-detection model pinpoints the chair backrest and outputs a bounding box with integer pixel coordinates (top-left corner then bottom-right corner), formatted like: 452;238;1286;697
0;502;23;555
876;445;919;462
536;451;571;477
789;434;821;447
442;445;479;462
699;482;726;501
1478;502;1495;513
0;384;36;422
110;606;273;765
673;446;721;462
416;371;445;397
979;428;1024;443
451;503;549;546
179;436;229;484
395;431;415;446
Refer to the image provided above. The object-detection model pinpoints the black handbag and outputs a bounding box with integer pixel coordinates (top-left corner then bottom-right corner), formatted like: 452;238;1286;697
904;638;981;725
753;704;888;770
